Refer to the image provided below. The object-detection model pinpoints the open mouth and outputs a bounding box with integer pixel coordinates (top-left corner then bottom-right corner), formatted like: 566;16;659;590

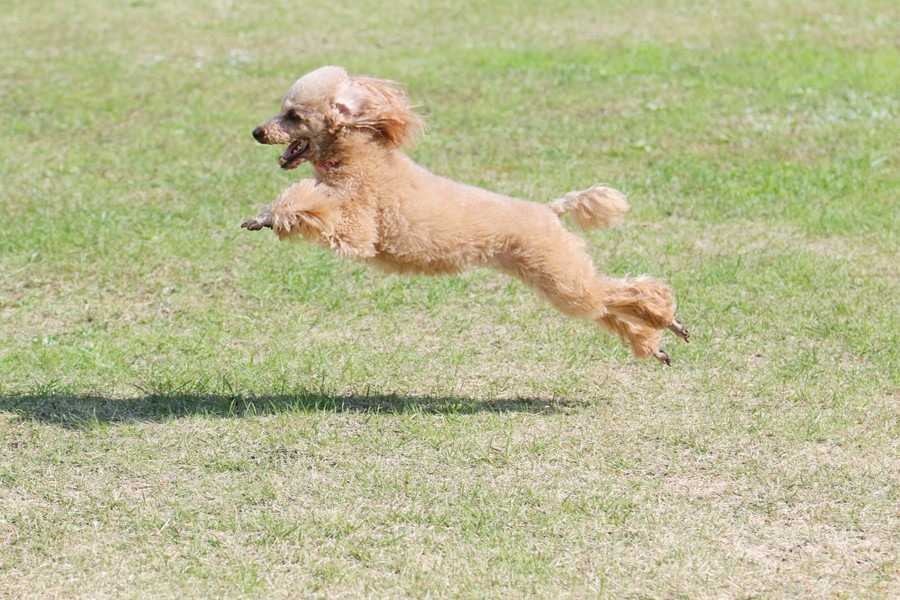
278;139;311;170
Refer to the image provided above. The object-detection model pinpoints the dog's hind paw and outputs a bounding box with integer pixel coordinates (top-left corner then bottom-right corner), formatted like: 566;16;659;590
668;319;690;343
653;348;672;366
241;211;273;231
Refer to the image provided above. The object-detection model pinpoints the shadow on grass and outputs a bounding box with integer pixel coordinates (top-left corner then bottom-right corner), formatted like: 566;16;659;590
0;391;584;429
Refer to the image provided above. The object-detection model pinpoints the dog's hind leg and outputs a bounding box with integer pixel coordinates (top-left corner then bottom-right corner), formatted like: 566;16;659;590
591;275;682;364
667;319;690;343
500;231;687;363
502;243;685;363
595;313;673;364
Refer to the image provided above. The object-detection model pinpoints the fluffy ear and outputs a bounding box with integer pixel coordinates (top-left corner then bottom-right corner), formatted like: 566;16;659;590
333;76;424;148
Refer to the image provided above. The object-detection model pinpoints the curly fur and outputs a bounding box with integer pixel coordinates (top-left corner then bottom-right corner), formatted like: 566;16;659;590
242;66;688;363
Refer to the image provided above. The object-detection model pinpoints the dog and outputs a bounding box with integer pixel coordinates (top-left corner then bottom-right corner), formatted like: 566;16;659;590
241;66;688;364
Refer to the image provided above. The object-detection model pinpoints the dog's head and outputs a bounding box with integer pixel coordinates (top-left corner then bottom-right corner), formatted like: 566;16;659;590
252;66;423;170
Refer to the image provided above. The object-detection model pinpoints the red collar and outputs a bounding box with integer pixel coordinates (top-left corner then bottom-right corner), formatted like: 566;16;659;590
315;160;336;172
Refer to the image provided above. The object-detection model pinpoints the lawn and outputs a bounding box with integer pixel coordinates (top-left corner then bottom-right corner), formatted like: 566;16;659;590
1;0;897;597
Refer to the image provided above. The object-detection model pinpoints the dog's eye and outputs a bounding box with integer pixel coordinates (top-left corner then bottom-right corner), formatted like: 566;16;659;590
288;111;303;122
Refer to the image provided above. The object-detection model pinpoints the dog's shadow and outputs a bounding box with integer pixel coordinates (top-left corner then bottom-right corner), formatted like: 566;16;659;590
0;390;582;429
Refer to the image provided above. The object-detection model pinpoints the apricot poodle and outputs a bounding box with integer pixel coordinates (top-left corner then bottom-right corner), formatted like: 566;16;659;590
242;66;688;364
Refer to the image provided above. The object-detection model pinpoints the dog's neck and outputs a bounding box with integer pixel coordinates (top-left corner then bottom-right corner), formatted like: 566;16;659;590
314;130;405;184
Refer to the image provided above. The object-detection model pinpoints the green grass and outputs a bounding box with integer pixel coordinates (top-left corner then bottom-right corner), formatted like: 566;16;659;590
1;0;898;597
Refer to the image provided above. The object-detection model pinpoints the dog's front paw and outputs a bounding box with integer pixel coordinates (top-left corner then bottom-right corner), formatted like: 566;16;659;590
241;211;273;231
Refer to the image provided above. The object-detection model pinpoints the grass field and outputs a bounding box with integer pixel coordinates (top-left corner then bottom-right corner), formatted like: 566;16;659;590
1;0;898;597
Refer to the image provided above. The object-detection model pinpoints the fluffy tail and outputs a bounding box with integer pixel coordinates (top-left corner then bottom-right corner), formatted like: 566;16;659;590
548;184;630;230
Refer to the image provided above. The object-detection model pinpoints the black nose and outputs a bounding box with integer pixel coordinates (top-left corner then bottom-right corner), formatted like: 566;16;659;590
252;127;264;142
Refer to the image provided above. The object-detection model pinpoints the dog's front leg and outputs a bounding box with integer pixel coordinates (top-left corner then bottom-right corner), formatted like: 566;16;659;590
240;179;327;237
241;209;273;231
240;180;372;258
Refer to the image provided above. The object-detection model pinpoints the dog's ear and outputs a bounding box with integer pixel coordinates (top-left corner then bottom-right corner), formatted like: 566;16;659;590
333;76;424;148
333;84;367;120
